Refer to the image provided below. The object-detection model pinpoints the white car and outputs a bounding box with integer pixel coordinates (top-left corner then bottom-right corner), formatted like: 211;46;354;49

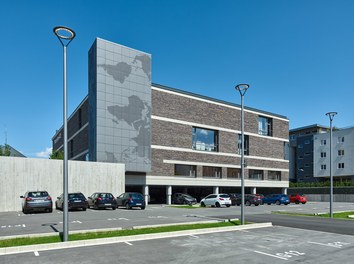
200;194;231;208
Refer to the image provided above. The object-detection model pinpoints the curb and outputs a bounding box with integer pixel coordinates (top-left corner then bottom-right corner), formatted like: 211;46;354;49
0;222;272;256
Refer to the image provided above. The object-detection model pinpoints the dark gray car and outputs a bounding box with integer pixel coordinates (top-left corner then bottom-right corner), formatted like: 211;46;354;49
172;193;197;205
20;191;53;214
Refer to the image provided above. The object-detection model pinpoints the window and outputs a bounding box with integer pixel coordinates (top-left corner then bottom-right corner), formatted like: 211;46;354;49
298;144;303;149
237;134;249;155
321;164;326;170
258;116;273;136
320;140;326;146
305;163;310;167
227;168;240;179
338;136;344;143
203;166;222;178
248;169;264;180
321;152;326;158
338;163;344;169
338;149;345;156
78;108;82;129
175;165;196;177
268;171;281;181
304;140;310;144
298;155;303;159
192;127;218;152
304;152;310;156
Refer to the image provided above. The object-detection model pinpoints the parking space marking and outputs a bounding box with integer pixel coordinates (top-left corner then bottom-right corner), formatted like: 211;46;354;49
189;235;199;238
107;218;129;221
148;216;168;219
34;251;39;257
254;250;288;260
308;241;350;248
1;224;26;229
124;241;133;246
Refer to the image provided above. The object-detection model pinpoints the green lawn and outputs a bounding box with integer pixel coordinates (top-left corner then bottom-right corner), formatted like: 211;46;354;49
0;220;240;248
273;211;354;219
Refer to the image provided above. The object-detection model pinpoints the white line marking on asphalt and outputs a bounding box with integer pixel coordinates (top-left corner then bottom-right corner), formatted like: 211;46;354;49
254;250;288;260
124;241;133;246
189;235;199;238
18;214;21;216
22;224;26;227
34;251;39;257
118;218;129;221
308;241;341;248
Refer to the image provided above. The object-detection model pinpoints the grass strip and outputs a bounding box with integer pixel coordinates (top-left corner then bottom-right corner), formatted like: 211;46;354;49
0;220;240;248
273;211;354;219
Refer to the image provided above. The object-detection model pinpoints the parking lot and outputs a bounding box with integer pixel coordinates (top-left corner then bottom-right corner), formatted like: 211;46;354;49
1;202;354;238
2;225;354;263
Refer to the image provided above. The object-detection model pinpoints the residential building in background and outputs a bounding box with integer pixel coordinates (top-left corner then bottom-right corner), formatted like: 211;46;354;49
0;144;26;158
289;124;327;182
52;38;290;203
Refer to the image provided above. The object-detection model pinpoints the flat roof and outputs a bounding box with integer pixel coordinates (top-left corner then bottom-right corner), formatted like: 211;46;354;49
152;83;288;120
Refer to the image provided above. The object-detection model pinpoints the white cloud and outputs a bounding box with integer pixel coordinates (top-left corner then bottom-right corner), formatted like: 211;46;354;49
199;129;208;136
36;147;52;158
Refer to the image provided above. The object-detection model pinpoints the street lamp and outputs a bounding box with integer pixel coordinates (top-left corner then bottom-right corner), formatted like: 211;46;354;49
326;111;337;218
53;26;76;242
235;83;250;225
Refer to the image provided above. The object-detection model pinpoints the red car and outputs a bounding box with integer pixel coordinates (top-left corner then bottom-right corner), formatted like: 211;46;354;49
289;194;307;204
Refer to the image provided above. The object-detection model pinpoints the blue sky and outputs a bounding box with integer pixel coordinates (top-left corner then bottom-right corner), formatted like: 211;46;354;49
1;1;354;158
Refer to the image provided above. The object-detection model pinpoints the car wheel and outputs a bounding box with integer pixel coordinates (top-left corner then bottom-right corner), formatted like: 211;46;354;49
22;208;27;214
236;204;240;206
245;201;251;206
87;204;90;209
275;200;281;205
295;200;300;204
48;208;53;213
201;202;206;207
255;204;259;206
267;203;271;205
83;207;87;211
226;204;230;207
112;206;116;210
125;203;131;209
302;202;306;204
140;206;145;210
215;202;221;208
55;203;58;210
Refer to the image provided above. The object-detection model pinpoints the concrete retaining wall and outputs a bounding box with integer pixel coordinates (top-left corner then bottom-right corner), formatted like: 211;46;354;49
0;157;125;212
305;194;354;203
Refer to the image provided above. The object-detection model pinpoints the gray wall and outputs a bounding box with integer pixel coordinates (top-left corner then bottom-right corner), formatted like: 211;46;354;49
89;38;152;172
0;157;125;212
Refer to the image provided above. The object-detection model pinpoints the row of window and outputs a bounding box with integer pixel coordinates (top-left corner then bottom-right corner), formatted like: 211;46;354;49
174;164;282;180
320;163;345;170
320;136;345;146
320;150;345;157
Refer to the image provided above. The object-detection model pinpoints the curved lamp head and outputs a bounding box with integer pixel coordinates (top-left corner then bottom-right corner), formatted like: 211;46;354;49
53;26;76;46
235;84;250;96
326;111;337;122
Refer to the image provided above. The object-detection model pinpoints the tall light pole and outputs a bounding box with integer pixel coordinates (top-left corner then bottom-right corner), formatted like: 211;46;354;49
54;26;76;242
326;111;337;218
235;84;250;225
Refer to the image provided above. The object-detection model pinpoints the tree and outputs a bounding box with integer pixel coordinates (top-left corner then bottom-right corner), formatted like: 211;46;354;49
49;150;64;160
0;144;11;156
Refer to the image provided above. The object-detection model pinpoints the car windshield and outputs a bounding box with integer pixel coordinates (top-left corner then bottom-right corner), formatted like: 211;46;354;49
182;194;194;199
99;193;113;198
69;193;85;199
130;193;143;199
28;191;48;197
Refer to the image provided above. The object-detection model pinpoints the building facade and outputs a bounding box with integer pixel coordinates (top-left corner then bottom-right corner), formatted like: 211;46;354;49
53;38;290;203
314;127;354;181
289;124;328;182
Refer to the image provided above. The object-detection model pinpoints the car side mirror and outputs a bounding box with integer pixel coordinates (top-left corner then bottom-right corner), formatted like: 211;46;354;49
20;196;24;199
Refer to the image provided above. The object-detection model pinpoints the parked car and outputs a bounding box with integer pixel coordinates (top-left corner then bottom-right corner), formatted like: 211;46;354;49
172;193;197;205
228;193;239;206
262;194;290;205
200;194;231;208
55;192;88;211
255;194;264;204
289;194;308;204
87;192;117;210
20;191;53;214
117;192;145;210
235;194;262;206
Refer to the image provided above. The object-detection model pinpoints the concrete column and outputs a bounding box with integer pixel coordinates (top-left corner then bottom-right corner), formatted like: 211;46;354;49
213;186;219;194
143;185;149;205
282;188;288;195
166;185;172;205
251;187;257;194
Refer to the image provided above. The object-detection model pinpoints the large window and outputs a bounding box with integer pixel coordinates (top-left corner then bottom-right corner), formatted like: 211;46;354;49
258;116;273;136
237;134;249;155
268;171;281;181
192;127;218;152
174;164;196;177
248;169;264;180
338;149;344;156
227;168;241;179
203;166;222;178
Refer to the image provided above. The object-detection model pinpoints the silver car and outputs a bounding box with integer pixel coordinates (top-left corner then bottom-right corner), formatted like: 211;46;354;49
200;194;231;208
20;191;53;214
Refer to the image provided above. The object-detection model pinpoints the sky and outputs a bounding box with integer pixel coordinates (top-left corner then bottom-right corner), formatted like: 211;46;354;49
1;0;354;158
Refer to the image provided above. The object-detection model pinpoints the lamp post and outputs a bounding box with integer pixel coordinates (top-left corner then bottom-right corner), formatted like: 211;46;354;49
235;84;250;225
53;26;76;242
326;111;337;218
